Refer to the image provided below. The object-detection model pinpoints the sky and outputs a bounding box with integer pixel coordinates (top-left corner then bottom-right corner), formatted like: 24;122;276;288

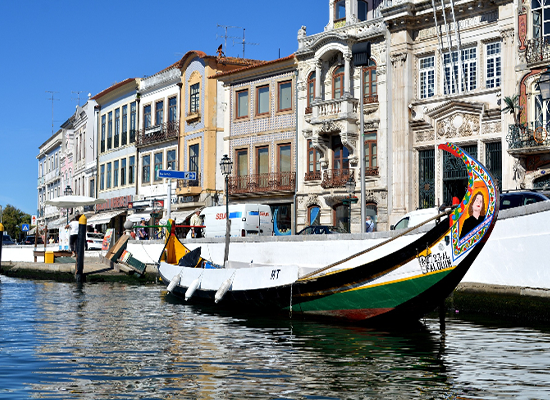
0;0;327;216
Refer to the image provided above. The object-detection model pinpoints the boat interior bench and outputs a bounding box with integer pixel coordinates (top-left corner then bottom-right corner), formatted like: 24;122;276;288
33;250;73;263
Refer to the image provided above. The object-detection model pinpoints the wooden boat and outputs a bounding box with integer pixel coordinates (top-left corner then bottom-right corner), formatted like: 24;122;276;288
158;143;499;323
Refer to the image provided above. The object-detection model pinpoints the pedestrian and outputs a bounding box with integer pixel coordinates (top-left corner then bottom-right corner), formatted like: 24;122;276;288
137;219;148;240
65;214;80;257
190;208;203;238
365;215;374;233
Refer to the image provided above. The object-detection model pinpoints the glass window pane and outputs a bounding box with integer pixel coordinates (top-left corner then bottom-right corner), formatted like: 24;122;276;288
257;147;269;174
237;90;248;118
279;81;292;111
279;145;291;172
257;86;269;114
237;150;248;176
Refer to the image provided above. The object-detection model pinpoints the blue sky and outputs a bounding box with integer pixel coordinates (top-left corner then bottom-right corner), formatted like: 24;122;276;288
0;0;327;216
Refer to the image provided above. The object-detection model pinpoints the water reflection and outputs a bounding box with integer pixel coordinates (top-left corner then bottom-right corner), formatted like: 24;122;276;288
0;276;549;399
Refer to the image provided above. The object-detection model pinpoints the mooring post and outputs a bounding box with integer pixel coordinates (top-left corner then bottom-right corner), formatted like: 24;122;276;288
0;223;4;268
75;215;87;283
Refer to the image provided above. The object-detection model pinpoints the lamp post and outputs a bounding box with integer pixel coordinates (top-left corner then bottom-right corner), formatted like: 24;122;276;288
345;176;356;233
220;154;233;266
64;185;73;225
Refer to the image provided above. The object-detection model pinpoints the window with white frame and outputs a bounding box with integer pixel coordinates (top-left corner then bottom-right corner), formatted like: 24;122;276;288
443;47;477;94
419;56;435;99
486;42;501;89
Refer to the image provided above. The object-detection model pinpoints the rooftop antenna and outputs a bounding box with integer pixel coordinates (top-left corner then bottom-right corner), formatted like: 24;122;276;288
46;90;59;135
71;90;83;106
217;25;259;58
239;28;259;59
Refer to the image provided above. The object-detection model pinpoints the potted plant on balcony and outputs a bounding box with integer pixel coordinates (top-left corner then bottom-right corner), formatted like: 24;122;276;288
502;94;525;143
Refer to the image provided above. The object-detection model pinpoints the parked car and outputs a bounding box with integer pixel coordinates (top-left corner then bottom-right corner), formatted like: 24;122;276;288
391;207;439;230
23;235;44;245
297;225;347;235
500;191;550;210
2;234;16;245
86;232;105;250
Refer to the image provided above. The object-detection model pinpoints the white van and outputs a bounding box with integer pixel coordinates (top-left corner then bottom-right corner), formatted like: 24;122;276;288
391;207;439;230
202;204;273;238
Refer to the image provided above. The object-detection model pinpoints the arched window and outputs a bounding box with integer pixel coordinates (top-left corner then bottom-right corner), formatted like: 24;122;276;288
363;59;377;103
333;204;348;232
358;0;368;21
306;71;316;113
308;205;321;225
335;0;346;21
333;66;345;99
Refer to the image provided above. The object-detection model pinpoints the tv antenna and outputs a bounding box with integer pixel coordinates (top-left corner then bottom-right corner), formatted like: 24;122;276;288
217;24;259;58
72;91;83;106
46;91;59;135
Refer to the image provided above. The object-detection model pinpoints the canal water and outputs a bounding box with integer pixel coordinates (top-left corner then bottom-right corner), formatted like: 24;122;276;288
1;276;549;400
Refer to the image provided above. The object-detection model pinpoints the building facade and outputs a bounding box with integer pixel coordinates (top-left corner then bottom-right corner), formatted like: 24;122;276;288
36;130;63;228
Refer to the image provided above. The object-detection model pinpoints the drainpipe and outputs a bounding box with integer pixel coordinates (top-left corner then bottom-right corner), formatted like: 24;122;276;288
293;68;299;234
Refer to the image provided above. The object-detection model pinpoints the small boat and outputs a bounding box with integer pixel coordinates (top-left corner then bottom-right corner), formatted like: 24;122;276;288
158;142;499;323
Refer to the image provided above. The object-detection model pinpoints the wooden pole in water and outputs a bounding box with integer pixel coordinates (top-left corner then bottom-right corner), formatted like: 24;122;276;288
75;215;87;283
0;223;4;268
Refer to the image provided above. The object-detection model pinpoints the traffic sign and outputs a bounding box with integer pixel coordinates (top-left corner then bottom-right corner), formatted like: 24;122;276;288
158;170;197;180
31;215;37;225
22;224;30;232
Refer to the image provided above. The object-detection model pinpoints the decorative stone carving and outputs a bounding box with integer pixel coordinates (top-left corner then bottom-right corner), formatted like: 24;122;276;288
341;131;358;166
500;28;515;46
390;52;407;67
436;113;480;138
513;159;526;186
317;120;341;135
304;194;321;208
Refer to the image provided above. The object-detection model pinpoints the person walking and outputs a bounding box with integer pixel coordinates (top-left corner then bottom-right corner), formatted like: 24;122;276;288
190;209;203;238
65;214;80;257
137;219;148;240
365;215;374;233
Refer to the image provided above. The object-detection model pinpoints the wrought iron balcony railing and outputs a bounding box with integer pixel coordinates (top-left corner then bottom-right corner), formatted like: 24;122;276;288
526;38;550;65
228;172;296;195
136;120;179;147
321;168;353;189
304;171;321;181
507;123;550;150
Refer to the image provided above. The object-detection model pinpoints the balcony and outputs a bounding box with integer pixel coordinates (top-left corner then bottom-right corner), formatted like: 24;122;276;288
507;123;550;155
526;38;550;66
321;169;353;189
136;120;179;148
304;171;321;181
228;172;296;195
315;98;358;118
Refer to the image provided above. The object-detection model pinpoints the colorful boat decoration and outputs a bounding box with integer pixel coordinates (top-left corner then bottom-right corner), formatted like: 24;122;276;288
158;142;499;324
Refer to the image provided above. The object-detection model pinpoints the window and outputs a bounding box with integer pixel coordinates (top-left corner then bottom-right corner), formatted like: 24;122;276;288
419;56;435;99
90;179;95;197
142;155;150;183
107;112;112;150
332;136;349;170
333;66;345;99
167;149;176;171
155;100;164;125
114;108;120;148
256;85;270;115
122;105;128;146
256;146;269;188
486;42;501;88
100;165;105;190
189;144;199;174
168;97;177;122
307;72;316;112
236;89;249;118
101;115;106;152
533;0;550;42
333;204;348;232
236;149;248;189
444;47;477;94
278;81;292;112
144;105;151;129
363;59;377;103
113;160;119;187
308;205;321;225
130;102;136;143
358;0;368;21
364;132;378;173
278;144;291;172
154;152;163;182
306;139;321;180
190;83;200;114
121;158;126;186
129;156;135;184
334;0;345;21
106;162;112;189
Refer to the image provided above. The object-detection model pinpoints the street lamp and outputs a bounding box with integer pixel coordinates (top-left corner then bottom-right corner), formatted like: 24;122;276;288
220;154;233;266
345;176;356;233
64;185;73;225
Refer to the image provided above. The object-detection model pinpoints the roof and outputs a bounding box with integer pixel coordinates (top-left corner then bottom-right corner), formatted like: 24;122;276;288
210;54;296;79
175;49;264;70
90;78;138;100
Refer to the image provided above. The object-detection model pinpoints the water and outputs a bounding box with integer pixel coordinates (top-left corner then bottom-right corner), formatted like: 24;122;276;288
1;276;549;399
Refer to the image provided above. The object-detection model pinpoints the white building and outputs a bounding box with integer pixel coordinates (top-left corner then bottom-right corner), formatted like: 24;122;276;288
36;130;63;229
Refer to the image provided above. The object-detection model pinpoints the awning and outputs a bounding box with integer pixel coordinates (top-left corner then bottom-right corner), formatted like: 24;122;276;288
47;217;67;230
127;213;152;223
87;209;126;225
160;210;196;225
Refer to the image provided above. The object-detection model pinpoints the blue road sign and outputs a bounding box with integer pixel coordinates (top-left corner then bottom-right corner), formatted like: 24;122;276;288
22;224;30;231
158;170;197;180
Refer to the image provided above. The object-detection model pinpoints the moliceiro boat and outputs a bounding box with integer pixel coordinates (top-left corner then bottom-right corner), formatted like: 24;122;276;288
158;143;499;323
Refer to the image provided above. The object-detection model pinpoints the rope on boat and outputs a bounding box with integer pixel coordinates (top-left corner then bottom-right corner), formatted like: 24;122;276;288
298;209;452;281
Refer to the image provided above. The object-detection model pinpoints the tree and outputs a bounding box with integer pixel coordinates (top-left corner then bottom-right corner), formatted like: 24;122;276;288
501;95;522;126
2;205;31;241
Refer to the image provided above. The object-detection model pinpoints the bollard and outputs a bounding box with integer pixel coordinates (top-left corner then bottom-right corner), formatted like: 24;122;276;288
0;223;4;268
75;215;87;283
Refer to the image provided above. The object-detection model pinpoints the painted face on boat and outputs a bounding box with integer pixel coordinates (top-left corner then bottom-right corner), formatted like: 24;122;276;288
472;194;483;216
